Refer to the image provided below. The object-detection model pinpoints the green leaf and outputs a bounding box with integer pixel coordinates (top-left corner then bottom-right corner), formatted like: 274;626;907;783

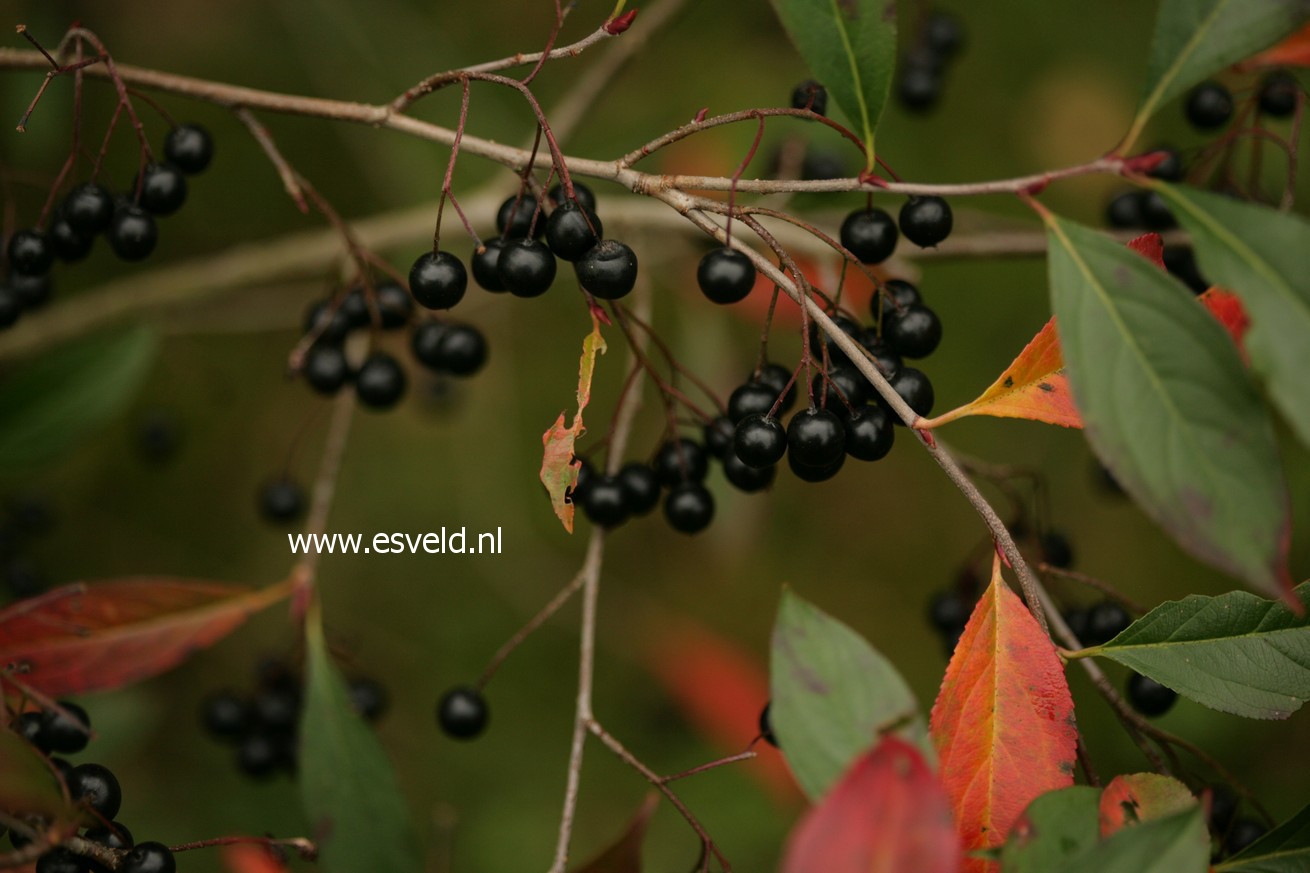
769;589;928;800
1044;214;1290;599
0;325;157;470
1001;786;1103;873
768;0;896;170
1152;183;1310;451
1125;0;1308;149
1063;807;1210;873
299;602;422;873
1085;583;1310;720
1217;801;1310;871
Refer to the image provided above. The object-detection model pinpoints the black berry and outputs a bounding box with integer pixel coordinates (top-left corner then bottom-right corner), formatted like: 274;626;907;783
304;300;351;345
303;344;350;395
236;733;284;778
1146;147;1184;181
654;438;708;486
733;414;786;468
898;64;941;111
840;208;898;264
107;205;158;261
339;287;371;327
497;238;557;298
409;251;468;310
136;163;188;216
34;849;82;873
121;841;176;873
85;821;134;851
1259;71;1298;118
438;686;489;739
7;229;53;275
703;415;735;459
755;363;798;412
496;194;543;240
1040;531;1074;568
437;324;488;376
844;406;894;461
886;304;942;358
874;278;922;319
49;218;93;262
728;381;778;424
40;702;90;754
664;482;714;534
813;367;867;416
882;366;934;420
618;462;661;516
471;239;508;292
252;683;299;731
898;196;953;247
258;478;305;524
1186;81;1233;129
164;123;214;174
1140;191;1176;230
758;702;778;747
787;408;845;467
547;182;596;213
791;80;827;115
545;201;603;261
1085;601;1131;645
857;334;902;380
802;149;848;180
576;239;638;300
722;451;776;492
1127;672;1177;718
697;248;755;304
929;590;971;636
202;690;250;741
1106;190;1147;229
787;449;845;483
355;352;407;409
1226;818;1267;855
70;762;122;819
348;677;389;722
376;281;414;328
924;11;965;58
582;474;629;528
569;456;595;505
62;183;114;234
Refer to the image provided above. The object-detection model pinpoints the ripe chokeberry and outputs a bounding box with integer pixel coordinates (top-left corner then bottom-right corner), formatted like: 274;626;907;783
39;702;91;754
755;363;798;411
697;248;755;304
437;324;489;376
815;314;864;367
844;406;894;461
1226;818;1267;855
304;299;351;345
703;415;735;459
1127;672;1177;718
898;63;941;112
49;218;93;262
654;438;708;486
136;163;188;216
339;287;371;327
1040;531;1074;568
547;182;596;212
70;762;122;818
787;449;845;483
899;196;953;247
164;123;214;174
569;456;595;505
0;286;21;329
858;335;903;380
1259;71;1298;118
787;408;845;467
85;822;134;851
1085;601;1131;644
582;475;629;527
107;205;158;261
733;414;786;468
1186;81;1234;129
259;478;305;524
202;690;251;741
929;590;971;636
438;686;489;739
840;208;898;264
618;462;661;516
375;281;414;328
355;352;407;409
121;842;176;873
664;482;714;534
576;239;638;300
882;366;934;420
924;11;965;58
874;278;922;319
349;677;389;722
886;303;942;358
62;183;114;234
303;344;350;395
728;381;777;424
545;201;603;261
1146;146;1184;181
497;238;557;298
409;251;468;310
1140;191;1176;230
471;239;508;292
722;451;776;492
496;194;543;239
813;367;867;416
237;732;284;778
34;849;82;873
1106;190;1147;229
7;230;53;276
758;702;778;747
791;80;827;115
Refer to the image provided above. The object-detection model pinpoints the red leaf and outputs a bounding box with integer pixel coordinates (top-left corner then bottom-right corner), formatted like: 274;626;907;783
222;845;289;873
1239;21;1310;68
780;737;962;873
539;312;607;533
0;578;293;696
1098;773;1197;837
569;793;658;873
1198;287;1251;354
929;558;1078;871
1126;232;1166;269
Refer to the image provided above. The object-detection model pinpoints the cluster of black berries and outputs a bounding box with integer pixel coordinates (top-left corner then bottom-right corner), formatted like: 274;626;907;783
200;659;388;779
897;11;965;113
569;437;717;535
7;701;176;873
1185;71;1297;131
0;493;55;603
1104;148;1212;293
436;686;489;741
1066;599;1179;718
1208;784;1269;859
1;124;213;333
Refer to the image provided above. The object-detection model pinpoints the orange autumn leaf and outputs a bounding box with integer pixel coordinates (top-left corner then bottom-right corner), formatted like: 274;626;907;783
929;558;1078;872
1198;287;1251;354
222;845;289;873
539;312;607;533
780;737;962;873
1098;773;1197;837
0;578;292;697
1239;21;1310;68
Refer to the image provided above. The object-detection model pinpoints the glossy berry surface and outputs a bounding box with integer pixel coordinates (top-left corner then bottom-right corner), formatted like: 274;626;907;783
164;123;214;174
924;11;965;57
722;451;776;493
202;690;250;740
576;239;638;300
1127;672;1177;718
137;163;188;215
858;335;902;381
899;196;953;247
839;208;898;264
618;462;661;515
1226;818;1267;855
898;64;941;111
438;686;489;739
107;206;158;261
654;438;709;486
582;474;629;528
813;367;867;416
34;849;82;873
374;281;413;329
1085;601;1131;645
61;183;114;234
882;366;934;419
49;218;93;262
874;278;922;319
1105;190;1146;229
728;381;778;424
121;841;176;873
844;406;894;461
755;363;798;411
409;251;468;310
355;352;407;409
40;702;91;754
788;449;845;483
569;457;595;506
697;248;755;304
471;239;508;292
304;300;351;345
547;182;596;212
496;194;543;239
349;677;389;722
1186;81;1233;129
886;304;942;358
497;238;557;298
703;415;735;459
545;201;603;261
1259;71;1298;118
303;344;350;395
7;229;53;276
664;482;714;534
1140;191;1176;230
84;822;134;850
438;324;488;376
791;80;827;115
787;408;846;467
71;762;122;818
1146;147;1184;181
733;414;786;468
258;478;305;523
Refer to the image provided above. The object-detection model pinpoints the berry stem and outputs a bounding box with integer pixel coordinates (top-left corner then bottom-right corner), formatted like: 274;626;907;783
723;113;765;247
433;77;473;253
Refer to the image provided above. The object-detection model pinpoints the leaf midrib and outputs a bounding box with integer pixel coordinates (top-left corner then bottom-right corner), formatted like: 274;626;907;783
826;0;876;167
1137;0;1231;132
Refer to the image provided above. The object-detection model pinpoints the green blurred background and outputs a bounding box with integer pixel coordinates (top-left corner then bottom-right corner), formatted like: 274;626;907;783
1;0;1308;870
